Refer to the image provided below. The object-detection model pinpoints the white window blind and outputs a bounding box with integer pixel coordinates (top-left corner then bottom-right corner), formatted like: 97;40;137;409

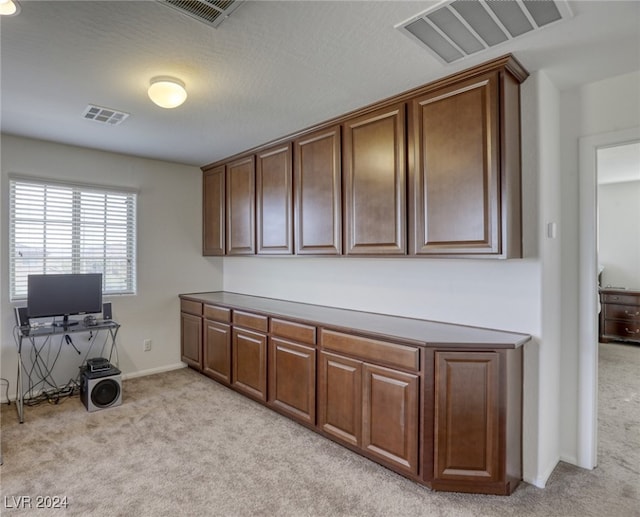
9;178;137;301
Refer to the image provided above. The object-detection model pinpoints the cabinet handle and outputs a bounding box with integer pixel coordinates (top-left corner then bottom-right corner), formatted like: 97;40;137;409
624;328;640;334
624;310;640;317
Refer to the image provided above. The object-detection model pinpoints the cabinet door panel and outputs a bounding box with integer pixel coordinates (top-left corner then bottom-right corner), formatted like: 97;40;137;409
363;364;419;475
257;144;293;254
226;155;256;255
181;312;202;370
318;351;361;446
434;351;500;482
343;103;406;255
203;320;231;385
232;328;267;401
203;166;225;255
410;72;499;255
294;126;342;254
268;338;316;425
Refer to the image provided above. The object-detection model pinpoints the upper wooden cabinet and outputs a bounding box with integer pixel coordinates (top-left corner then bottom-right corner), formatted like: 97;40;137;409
408;67;523;258
343;103;406;255
256;144;293;255
293;126;342;255
226;155;256;255
202;165;225;256
203;55;528;259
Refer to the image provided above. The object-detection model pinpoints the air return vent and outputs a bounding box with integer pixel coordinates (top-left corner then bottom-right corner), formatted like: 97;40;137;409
82;105;130;126
157;0;243;28
396;0;573;64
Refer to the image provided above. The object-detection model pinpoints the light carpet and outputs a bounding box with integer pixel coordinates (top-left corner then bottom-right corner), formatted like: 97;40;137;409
1;342;638;516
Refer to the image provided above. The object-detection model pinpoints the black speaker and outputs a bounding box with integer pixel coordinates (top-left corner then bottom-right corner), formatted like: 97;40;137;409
15;306;29;327
80;365;122;412
102;302;112;321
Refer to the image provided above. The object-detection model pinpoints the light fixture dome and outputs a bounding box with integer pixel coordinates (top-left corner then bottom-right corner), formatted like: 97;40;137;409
148;76;187;109
0;0;20;16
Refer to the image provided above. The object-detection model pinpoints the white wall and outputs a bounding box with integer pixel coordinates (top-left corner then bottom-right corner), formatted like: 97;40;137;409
533;71;563;486
0;135;223;393
598;180;640;288
559;70;640;463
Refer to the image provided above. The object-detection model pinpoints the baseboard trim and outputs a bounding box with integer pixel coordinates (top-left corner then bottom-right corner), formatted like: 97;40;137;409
559;453;579;466
524;458;560;488
121;363;187;380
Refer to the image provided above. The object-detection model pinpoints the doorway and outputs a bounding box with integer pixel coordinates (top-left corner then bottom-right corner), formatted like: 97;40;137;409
597;142;640;289
578;127;640;469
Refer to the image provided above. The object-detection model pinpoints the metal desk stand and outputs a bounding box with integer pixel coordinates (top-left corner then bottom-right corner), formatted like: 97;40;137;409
15;320;120;423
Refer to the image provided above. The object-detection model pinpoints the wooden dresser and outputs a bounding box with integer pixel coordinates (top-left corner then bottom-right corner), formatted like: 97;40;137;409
599;288;640;344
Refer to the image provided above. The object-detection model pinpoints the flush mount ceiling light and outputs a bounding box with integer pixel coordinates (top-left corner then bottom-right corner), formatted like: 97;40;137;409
0;0;20;16
147;77;187;109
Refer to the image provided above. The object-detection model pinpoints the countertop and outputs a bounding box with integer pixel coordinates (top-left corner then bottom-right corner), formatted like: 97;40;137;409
180;291;531;349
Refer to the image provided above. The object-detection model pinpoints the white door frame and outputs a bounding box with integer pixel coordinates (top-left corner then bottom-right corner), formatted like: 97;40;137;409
578;126;640;469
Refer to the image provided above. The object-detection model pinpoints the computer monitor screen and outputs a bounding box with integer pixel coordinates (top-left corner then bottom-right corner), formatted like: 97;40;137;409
27;273;103;326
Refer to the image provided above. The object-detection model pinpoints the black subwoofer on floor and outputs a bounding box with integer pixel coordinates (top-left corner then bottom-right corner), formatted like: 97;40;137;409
80;365;122;412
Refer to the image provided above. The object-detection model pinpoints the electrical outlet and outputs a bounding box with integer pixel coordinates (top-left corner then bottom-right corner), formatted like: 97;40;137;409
143;339;152;352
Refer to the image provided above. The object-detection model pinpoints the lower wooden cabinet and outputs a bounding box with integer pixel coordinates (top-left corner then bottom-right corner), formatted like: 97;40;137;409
363;363;419;475
434;352;499;482
203;320;231;385
318;352;362;447
180;311;202;371
428;349;522;495
268;337;316;425
179;292;528;495
232;327;267;402
318;351;419;475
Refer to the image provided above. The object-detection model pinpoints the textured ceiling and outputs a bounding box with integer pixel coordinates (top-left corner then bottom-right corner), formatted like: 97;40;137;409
1;0;639;167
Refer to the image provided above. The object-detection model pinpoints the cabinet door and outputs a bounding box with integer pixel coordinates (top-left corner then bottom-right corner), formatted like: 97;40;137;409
409;72;500;255
203;320;231;385
203;165;225;255
256;144;293;254
268;337;316;425
181;312;202;370
318;351;361;447
294;126;342;255
232;328;267;401
362;363;419;475
433;351;500;483
343;103;406;255
226;155;256;255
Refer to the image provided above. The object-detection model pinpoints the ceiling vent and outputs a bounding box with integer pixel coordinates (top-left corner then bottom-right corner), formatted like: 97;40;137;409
396;0;573;64
82;105;130;126
157;0;244;28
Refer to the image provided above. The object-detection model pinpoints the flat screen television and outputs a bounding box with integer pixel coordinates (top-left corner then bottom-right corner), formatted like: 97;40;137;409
27;273;103;327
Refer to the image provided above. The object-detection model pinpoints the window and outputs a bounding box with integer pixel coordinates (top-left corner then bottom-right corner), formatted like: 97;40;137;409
9;177;137;301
